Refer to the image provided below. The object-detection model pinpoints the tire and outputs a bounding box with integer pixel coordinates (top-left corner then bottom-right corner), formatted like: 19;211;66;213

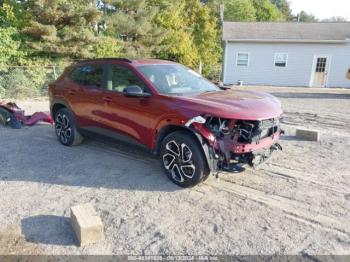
160;131;210;188
54;108;83;146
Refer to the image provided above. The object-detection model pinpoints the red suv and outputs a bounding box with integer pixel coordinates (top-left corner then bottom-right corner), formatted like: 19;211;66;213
49;58;283;187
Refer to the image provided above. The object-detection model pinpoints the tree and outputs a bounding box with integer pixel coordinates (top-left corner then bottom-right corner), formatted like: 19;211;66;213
154;0;221;74
252;0;283;21
322;16;348;22
103;0;165;58
223;0;256;21
297;11;318;22
22;0;100;58
0;27;23;64
205;0;284;22
0;1;25;64
185;0;221;73
203;0;256;21
0;0;26;28
153;0;199;66
91;36;123;58
270;0;293;21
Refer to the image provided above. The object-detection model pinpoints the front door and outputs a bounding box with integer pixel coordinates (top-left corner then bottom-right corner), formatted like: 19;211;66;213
311;56;329;87
98;63;159;148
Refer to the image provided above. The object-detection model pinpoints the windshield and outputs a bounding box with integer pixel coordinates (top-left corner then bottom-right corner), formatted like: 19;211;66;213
137;64;220;95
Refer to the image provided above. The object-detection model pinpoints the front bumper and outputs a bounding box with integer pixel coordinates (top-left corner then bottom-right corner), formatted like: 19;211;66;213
189;117;283;172
215;129;283;171
231;129;282;154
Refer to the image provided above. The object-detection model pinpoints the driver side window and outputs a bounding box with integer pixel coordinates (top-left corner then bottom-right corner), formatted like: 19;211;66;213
107;65;148;93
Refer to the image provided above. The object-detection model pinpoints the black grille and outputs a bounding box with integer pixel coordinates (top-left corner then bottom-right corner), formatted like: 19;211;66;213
236;118;279;143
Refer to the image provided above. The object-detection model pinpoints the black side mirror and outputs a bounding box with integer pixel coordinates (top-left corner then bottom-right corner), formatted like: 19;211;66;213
123;85;151;98
217;82;230;90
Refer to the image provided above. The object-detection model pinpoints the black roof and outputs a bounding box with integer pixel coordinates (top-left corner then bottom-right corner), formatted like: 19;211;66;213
75;58;133;64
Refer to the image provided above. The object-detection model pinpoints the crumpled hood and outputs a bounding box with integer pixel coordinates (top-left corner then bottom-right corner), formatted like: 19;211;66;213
175;90;283;120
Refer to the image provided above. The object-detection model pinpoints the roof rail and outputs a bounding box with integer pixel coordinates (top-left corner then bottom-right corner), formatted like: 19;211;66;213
114;58;133;63
75;58;133;64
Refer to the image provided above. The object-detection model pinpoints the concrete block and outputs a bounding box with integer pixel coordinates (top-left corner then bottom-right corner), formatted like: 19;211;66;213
296;128;319;142
70;203;104;246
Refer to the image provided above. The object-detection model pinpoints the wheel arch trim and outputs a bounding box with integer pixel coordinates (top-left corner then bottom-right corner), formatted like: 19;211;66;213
51;99;72;118
154;124;215;172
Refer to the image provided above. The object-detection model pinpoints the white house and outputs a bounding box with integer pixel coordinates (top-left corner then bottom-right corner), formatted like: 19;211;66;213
222;22;350;88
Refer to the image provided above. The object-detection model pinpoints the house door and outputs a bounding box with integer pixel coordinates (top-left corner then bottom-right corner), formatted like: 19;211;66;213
311;56;329;87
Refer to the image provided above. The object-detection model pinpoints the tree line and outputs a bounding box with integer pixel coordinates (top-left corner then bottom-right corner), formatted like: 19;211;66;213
1;0;326;73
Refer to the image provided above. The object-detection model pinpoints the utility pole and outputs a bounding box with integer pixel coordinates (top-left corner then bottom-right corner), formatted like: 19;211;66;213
220;4;224;23
220;4;225;86
198;60;203;75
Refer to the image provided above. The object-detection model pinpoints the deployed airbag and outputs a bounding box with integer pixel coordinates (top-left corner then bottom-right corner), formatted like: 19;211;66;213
0;102;53;129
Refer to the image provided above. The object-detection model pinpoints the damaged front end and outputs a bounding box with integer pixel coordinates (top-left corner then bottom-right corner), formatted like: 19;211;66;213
187;115;283;174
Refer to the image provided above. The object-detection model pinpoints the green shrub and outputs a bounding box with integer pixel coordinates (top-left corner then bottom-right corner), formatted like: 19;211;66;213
0;68;37;98
0;65;64;99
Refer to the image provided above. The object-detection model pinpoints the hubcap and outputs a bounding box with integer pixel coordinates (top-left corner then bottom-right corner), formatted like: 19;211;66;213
163;140;195;183
55;113;72;144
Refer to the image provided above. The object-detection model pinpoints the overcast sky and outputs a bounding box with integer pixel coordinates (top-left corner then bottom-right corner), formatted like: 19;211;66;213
289;0;350;20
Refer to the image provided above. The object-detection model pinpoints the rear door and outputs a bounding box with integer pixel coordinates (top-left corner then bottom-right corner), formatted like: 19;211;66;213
67;63;106;127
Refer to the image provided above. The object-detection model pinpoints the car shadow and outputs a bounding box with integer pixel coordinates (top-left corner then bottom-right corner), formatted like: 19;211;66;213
280;135;298;141
281;135;320;142
0;124;180;192
21;215;76;246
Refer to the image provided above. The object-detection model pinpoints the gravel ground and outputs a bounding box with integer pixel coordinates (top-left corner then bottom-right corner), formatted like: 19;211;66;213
0;86;350;255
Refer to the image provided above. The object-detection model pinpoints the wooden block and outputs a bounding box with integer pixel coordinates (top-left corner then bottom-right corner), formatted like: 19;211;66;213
296;129;319;141
70;203;104;246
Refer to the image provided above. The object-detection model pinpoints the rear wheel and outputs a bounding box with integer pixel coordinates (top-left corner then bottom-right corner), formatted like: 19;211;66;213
54;108;83;146
160;131;210;187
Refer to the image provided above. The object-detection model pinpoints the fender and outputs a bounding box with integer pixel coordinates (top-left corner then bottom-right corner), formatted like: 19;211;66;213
153;116;218;172
152;115;186;150
50;98;72;114
187;127;219;172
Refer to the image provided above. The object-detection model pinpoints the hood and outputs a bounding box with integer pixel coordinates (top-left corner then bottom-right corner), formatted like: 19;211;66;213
175;90;283;121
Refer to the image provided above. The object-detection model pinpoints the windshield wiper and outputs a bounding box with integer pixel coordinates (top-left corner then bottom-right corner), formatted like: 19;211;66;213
201;90;220;94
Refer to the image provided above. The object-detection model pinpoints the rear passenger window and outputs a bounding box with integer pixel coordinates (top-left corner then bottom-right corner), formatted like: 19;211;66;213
70;65;104;88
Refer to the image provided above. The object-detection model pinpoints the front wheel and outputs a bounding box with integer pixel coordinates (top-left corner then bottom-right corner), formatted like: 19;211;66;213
54;108;83;146
160;131;210;188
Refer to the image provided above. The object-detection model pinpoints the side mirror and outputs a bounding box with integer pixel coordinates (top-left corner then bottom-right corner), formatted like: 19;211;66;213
123;85;151;98
217;82;230;90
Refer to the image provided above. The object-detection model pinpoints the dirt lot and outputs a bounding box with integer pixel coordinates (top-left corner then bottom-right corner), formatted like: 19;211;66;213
1;86;350;255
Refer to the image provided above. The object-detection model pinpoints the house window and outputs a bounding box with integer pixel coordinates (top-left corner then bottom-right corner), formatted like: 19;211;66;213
236;52;249;67
274;53;288;67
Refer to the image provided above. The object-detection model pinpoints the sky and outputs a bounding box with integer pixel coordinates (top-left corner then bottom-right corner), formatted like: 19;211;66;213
289;0;350;20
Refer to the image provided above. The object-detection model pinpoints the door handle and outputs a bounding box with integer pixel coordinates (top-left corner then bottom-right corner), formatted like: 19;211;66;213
69;90;77;95
103;96;113;103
